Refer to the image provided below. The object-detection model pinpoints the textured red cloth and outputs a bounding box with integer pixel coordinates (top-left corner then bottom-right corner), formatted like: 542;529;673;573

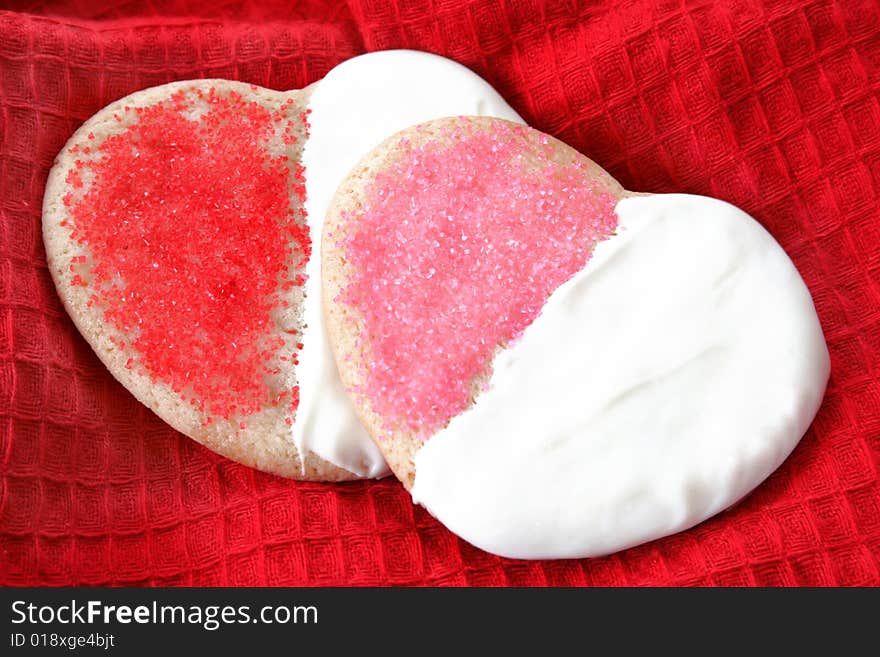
1;0;879;587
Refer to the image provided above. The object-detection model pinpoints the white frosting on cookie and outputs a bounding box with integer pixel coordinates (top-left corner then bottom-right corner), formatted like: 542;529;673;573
410;193;830;559
300;50;524;477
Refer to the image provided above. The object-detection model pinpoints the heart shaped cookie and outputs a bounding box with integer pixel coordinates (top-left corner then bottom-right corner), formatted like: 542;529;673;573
323;117;830;558
43;80;328;477
43;52;523;481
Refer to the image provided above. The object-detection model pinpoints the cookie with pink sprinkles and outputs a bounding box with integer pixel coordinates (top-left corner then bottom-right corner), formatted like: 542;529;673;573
323;116;830;559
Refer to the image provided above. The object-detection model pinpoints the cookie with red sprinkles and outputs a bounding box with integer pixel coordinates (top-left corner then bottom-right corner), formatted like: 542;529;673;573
43;79;354;480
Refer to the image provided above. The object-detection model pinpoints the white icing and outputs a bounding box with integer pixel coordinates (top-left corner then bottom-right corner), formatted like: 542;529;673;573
411;193;830;559
299;50;524;477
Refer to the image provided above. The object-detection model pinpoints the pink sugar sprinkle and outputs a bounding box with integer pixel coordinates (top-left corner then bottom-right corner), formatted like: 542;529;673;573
340;120;618;437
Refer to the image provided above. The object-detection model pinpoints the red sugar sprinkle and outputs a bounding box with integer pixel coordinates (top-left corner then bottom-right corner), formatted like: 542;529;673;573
67;169;83;189
64;87;310;422
340;120;618;437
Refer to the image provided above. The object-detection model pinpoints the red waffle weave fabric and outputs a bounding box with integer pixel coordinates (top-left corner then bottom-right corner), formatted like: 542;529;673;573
1;0;879;587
